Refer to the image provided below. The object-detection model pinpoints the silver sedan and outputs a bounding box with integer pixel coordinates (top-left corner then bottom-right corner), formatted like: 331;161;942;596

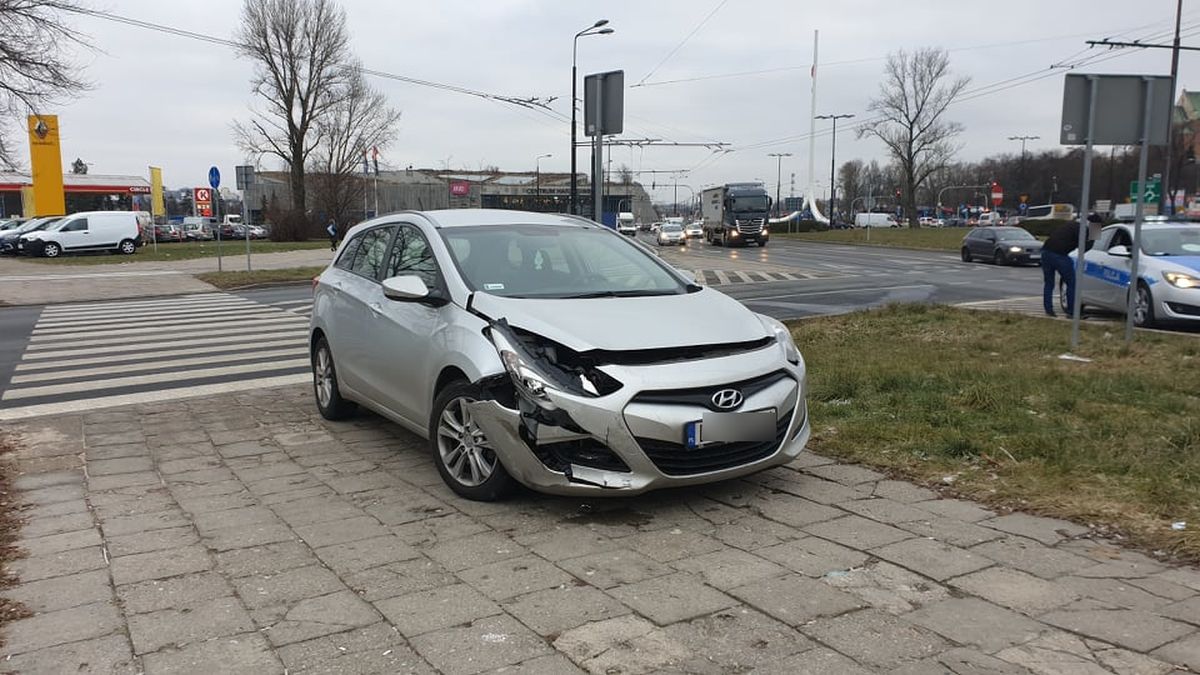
310;209;810;501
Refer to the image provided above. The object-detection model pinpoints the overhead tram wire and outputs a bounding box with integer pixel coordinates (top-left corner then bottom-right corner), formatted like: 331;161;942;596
635;0;730;87
67;7;562;115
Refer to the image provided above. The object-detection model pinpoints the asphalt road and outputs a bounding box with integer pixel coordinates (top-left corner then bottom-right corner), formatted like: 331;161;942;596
0;238;1043;420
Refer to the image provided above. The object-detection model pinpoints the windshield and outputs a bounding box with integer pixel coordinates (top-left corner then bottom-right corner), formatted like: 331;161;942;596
995;227;1035;241
731;195;769;213
1141;227;1200;256
663;224;683;232
18;217;59;233
441;224;691;299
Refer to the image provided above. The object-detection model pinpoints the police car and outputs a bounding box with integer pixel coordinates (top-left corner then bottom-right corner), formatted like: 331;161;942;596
1061;222;1200;327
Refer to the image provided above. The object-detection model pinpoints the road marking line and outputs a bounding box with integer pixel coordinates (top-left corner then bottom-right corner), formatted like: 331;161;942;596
10;348;310;383
2;358;311;400
15;337;309;370
29;316;307;344
0;375;311;421
36;298;261;320
735;284;935;302
20;330;305;360
733;271;754;283
714;270;731;285
39;293;231;312
33;305;286;331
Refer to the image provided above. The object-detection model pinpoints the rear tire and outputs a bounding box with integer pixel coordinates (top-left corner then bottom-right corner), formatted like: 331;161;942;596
430;380;517;501
961;247;972;263
311;336;357;420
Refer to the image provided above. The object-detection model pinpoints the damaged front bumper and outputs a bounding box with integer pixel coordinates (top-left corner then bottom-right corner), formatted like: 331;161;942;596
466;350;810;496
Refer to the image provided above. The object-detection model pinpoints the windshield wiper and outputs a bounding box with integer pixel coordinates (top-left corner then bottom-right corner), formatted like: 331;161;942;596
558;289;678;299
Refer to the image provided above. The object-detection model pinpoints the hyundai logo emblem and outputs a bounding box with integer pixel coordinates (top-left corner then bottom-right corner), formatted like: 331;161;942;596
711;388;744;410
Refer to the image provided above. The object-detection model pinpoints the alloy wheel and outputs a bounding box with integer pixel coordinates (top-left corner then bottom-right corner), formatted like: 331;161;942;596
313;345;333;407
437;398;496;487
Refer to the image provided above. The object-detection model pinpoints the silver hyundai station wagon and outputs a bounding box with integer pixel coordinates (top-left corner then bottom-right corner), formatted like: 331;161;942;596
309;209;810;501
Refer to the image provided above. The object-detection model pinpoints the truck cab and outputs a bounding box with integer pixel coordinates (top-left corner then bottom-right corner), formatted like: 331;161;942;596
702;183;772;247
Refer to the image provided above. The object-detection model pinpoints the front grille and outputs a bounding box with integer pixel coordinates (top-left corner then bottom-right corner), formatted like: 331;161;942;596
1167;302;1200;317
631;370;793;412
634;410;792;476
735;218;764;234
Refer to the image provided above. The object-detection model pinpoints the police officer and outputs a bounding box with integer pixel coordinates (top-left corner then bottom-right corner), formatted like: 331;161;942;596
1041;214;1100;317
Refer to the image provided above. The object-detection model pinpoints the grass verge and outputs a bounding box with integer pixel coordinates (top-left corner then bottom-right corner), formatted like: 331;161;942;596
24;239;329;265
196;265;325;289
793;304;1200;561
781;227;970;251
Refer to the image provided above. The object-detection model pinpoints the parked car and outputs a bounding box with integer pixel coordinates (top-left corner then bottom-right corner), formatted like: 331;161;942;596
19;211;143;257
657;222;687;246
248;225;267;239
309;209;810;501
0;217;59;254
1063;222;1200;327
685;222;703;238
960;226;1042;266
0;218;26;232
182;217;216;241
149;223;184;242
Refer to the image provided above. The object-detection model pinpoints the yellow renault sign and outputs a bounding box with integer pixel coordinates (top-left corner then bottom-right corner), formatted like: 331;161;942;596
27;114;66;216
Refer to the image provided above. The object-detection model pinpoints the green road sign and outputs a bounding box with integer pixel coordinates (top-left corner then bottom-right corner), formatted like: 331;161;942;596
1130;179;1162;203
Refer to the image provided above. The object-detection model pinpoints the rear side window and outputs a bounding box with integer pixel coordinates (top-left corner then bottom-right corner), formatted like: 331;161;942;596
348;226;395;280
335;235;363;270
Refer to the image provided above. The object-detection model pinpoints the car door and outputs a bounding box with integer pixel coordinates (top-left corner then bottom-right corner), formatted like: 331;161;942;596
55;217;89;251
969;228;990;257
325;225;396;396
1093;226;1135;310
365;223;449;426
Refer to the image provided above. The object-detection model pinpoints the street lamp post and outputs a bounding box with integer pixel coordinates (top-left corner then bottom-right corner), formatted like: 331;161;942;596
767;153;792;218
535;153;552;205
571;20;614;216
1008;135;1039;208
817;113;854;225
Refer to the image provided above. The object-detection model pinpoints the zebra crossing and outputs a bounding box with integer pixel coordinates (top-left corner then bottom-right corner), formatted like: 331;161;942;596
691;269;843;286
0;293;312;421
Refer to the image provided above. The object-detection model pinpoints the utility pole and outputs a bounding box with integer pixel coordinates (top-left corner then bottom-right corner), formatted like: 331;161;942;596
817;114;854;225
768;153;792;217
1166;0;1183;214
1008;135;1039;207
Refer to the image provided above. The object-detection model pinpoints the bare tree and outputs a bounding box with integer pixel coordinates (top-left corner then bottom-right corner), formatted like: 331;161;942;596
308;65;401;229
860;48;969;227
837;159;864;217
233;0;351;215
0;0;90;168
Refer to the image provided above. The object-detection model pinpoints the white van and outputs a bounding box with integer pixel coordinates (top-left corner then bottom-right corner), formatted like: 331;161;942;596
854;212;898;228
18;211;143;257
617;211;637;236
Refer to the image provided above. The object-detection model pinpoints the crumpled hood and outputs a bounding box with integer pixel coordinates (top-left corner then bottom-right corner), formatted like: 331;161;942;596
471;287;770;352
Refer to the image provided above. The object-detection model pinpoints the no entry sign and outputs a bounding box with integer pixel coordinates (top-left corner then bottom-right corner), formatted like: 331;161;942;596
990;182;1004;207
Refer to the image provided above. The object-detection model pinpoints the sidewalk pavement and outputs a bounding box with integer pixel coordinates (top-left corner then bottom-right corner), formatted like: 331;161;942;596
0;249;334;306
2;384;1197;674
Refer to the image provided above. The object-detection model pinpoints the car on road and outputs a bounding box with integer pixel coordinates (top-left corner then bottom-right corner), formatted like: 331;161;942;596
656;222;686;246
1061;222;1200;327
18;211;143;258
961;226;1042;266
854;213;899;228
685;221;703;238
0;216;59;254
649;222;662;233
309;209;810;501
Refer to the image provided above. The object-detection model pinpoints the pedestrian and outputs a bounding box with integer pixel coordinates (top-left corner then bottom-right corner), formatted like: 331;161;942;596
326;218;338;251
1040;213;1100;317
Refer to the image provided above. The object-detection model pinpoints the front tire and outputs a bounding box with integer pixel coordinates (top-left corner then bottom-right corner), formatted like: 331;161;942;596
993;250;1006;265
430;380;516;501
311;336;357;420
41;242;61;258
1133;282;1156;328
119;239;137;255
961;247;972;263
758;241;767;248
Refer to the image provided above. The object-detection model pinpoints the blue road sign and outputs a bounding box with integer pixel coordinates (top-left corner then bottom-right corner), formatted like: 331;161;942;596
208;166;221;190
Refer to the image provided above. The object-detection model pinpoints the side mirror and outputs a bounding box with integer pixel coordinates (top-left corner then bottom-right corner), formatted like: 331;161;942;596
382;275;430;301
1108;244;1132;258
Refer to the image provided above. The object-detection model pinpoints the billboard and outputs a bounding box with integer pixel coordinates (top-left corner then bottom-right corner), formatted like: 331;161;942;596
194;187;213;217
449;181;470;197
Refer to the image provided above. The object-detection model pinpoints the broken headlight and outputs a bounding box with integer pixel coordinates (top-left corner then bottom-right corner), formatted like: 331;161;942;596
761;315;801;365
488;319;622;410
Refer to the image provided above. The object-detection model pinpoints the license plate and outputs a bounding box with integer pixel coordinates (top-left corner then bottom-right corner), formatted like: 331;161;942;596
685;408;776;449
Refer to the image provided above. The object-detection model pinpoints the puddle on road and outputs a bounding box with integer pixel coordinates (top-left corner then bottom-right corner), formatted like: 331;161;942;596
562;504;655;528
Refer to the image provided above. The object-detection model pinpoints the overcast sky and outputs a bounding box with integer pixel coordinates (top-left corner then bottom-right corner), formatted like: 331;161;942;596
50;0;1200;203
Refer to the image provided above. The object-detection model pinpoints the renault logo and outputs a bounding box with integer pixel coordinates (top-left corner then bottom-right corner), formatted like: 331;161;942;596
33;119;49;139
711;389;743;410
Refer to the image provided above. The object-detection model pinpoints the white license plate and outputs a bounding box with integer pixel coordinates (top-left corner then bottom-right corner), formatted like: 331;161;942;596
685;408;776;449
